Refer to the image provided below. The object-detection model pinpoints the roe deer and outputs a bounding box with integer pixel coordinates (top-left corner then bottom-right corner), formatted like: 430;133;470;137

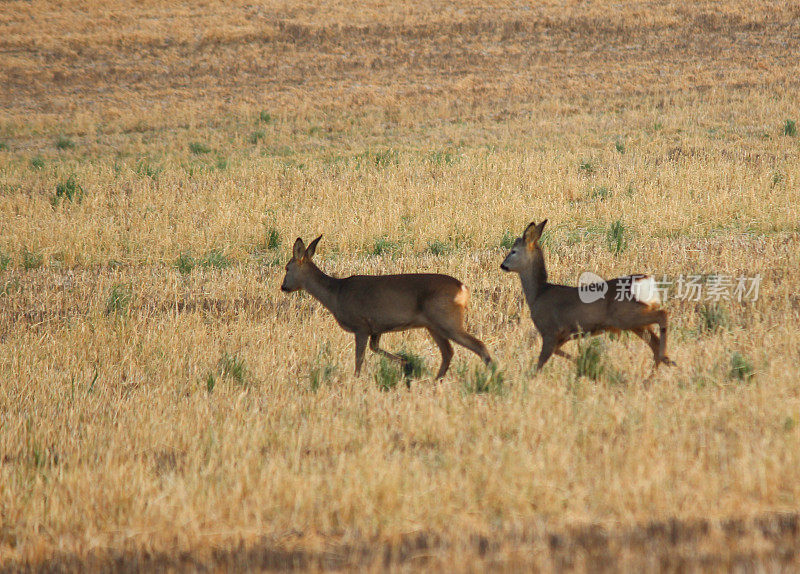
281;235;492;378
500;220;675;371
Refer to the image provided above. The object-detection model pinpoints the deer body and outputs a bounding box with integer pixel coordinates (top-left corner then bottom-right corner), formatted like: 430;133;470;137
281;236;491;378
502;220;675;371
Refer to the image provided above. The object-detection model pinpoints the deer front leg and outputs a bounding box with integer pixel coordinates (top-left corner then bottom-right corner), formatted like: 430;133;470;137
536;336;557;372
654;312;676;367
354;333;368;375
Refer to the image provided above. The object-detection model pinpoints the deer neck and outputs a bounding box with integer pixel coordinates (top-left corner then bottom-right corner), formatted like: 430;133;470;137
519;252;548;306
302;263;342;314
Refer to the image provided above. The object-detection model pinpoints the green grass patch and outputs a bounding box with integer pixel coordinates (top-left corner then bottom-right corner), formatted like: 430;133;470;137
697;303;730;334
175;252;196;275
375;358;402;391
55;135;75;150
728;351;755;382
54;175;84;204
201;250;232;270
427;239;452;256
219;352;247;386
22;247;43;270
189;142;211;154
370;236;400;256
606;219;627;255
105;283;132;316
461;363;505;395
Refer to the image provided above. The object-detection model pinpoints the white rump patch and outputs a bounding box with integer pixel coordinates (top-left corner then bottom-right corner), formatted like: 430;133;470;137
631;276;661;306
454;285;470;307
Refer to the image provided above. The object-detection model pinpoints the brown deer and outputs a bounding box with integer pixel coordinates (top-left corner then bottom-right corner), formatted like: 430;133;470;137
281;235;492;378
500;220;675;372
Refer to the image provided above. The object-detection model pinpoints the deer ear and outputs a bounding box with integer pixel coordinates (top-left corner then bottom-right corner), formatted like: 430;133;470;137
523;220;548;245
293;238;306;260
305;235;322;260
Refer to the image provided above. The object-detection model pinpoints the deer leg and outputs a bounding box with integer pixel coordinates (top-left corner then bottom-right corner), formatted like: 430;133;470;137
554;345;573;361
631;327;661;367
655;312;676;367
369;334;405;364
427;328;454;379
536;337;557;371
444;329;492;366
354;333;368;375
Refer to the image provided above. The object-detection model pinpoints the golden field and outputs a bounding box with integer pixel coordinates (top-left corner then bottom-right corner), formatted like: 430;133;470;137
1;0;800;570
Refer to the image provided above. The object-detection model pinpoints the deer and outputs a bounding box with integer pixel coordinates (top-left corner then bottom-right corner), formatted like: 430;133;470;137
280;235;493;379
500;220;676;372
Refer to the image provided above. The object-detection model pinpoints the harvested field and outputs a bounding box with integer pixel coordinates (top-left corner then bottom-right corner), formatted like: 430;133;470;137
1;1;799;570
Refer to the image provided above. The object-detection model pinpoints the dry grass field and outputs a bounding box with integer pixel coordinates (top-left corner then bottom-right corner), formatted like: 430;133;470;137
2;0;800;570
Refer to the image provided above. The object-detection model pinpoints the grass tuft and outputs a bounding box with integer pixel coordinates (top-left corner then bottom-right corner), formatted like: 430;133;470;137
175;252;196;275
575;337;605;381
201;250;232;270
589;185;612;201
55;135;75;150
375;358;401;391
30;156;45;170
728;351;755;382
22;248;43;270
783;119;797;137
356;149;398;169
370;236;400;256
105;283;132;316
697;303;729;334
54;175;84;204
579;159;595;174
204;372;216;394
249;131;266;144
427;239;452;256
189;142;211;154
398;350;426;381
259;111;273;123
310;346;337;391
606;219;627;254
219;352;247;386
266;227;281;250
135;158;162;179
500;230;516;249
427;149;457;165
461;363;504;395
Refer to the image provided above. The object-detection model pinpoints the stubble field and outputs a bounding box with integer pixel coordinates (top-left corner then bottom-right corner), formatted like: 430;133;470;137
1;1;800;570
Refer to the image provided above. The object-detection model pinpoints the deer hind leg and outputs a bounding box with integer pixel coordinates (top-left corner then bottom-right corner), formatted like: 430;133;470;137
553;343;573;361
634;311;675;368
354;333;368;375
632;327;661;367
427;328;454;379
430;299;492;366
369;334;406;364
446;329;492;365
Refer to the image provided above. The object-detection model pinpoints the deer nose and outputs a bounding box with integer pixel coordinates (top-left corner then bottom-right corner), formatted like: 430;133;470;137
500;263;509;271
